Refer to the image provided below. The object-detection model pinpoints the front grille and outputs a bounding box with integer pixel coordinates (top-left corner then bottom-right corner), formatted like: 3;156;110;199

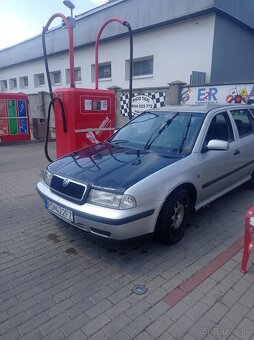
51;175;87;204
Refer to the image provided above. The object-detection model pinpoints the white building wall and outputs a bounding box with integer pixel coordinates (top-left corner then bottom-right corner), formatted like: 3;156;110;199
0;14;215;94
130;15;215;87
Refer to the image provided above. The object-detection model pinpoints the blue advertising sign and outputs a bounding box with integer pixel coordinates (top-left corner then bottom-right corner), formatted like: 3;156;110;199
19;118;28;134
17;100;27;117
17;100;28;134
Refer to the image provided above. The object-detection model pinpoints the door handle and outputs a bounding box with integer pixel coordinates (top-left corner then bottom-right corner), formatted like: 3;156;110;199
234;149;240;156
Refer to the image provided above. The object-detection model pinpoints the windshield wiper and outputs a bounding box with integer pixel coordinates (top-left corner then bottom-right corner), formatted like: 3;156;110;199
144;112;180;150
110;139;129;145
178;114;193;153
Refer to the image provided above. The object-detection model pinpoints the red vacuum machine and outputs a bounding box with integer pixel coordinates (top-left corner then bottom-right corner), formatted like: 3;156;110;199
42;14;133;162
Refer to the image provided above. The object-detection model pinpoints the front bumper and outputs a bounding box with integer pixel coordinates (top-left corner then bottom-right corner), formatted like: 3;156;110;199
36;181;161;240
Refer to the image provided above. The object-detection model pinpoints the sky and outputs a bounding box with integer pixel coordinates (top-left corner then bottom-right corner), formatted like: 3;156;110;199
0;0;107;50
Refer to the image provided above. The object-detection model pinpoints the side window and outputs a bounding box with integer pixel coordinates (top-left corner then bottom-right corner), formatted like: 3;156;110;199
230;109;254;138
205;112;234;145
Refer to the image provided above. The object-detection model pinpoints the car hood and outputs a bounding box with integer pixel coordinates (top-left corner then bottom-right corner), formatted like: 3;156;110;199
48;143;185;193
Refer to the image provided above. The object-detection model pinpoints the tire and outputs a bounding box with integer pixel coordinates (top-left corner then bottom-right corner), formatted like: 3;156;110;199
155;189;190;245
248;170;254;189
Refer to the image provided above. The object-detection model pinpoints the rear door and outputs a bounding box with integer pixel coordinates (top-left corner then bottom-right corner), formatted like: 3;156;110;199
229;108;254;180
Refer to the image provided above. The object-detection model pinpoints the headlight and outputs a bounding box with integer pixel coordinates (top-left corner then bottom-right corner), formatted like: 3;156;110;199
88;189;136;209
42;168;53;187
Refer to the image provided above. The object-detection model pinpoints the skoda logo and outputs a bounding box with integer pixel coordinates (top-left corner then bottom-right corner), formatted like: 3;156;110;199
62;178;69;188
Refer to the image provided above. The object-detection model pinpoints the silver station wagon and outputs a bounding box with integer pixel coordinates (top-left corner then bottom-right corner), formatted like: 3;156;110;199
37;104;254;244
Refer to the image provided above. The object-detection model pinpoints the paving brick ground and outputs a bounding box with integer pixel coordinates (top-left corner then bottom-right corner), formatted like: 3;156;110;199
1;141;254;339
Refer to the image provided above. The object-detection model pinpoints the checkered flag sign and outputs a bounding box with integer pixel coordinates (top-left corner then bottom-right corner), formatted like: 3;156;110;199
120;92;165;116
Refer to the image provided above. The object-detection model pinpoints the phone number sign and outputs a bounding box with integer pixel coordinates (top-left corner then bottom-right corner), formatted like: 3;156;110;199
131;95;154;115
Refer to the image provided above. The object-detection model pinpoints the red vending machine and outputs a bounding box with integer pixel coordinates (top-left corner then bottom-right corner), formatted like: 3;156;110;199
0;93;30;143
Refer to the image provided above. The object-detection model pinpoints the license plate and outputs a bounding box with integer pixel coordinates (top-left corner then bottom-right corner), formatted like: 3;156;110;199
45;200;74;222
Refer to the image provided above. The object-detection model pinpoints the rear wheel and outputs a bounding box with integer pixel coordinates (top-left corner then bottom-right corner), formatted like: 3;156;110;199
155;189;190;244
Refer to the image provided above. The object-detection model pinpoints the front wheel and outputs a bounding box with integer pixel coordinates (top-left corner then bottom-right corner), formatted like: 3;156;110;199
248;170;254;189
155;189;190;244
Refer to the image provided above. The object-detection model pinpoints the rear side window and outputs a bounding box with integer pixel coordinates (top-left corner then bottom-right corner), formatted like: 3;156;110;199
230;109;254;138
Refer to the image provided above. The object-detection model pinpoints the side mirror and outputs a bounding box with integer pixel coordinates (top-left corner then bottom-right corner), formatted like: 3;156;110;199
202;139;229;153
205;139;229;152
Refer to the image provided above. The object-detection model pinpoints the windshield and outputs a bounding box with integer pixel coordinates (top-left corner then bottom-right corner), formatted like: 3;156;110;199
109;111;205;155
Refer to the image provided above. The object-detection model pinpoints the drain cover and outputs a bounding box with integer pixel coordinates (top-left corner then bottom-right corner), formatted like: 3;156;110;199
132;284;147;295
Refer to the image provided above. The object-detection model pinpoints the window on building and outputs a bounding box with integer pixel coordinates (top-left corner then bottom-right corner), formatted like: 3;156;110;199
66;67;82;84
50;71;62;85
99;63;111;79
0;80;8;91
126;56;154;79
9;78;17;89
19;76;29;89
34;73;45;87
91;62;111;82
